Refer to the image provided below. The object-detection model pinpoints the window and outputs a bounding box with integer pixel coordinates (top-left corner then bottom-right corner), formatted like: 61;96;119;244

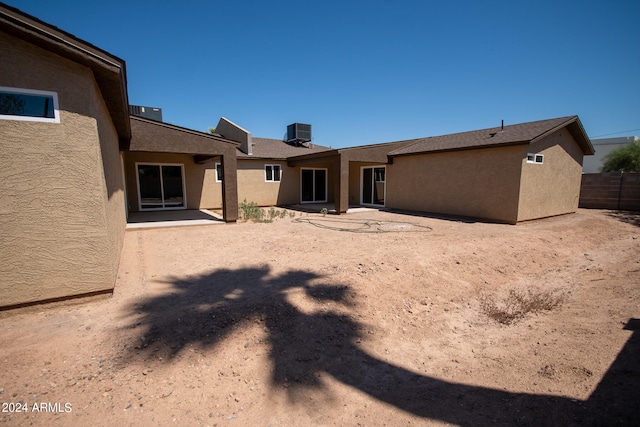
0;87;60;123
215;163;223;182
265;164;281;182
527;153;544;164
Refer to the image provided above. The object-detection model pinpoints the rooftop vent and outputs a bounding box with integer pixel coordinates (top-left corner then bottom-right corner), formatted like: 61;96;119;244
286;123;312;145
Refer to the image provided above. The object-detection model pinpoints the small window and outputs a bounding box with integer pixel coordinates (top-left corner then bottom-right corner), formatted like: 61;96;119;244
527;153;544;164
215;163;223;182
0;87;60;123
265;164;281;182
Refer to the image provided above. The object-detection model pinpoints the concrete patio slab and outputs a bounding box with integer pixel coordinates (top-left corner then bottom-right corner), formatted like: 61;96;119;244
126;209;224;229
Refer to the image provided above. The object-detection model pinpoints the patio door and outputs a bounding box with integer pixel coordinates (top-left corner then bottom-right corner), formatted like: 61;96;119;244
136;163;186;210
301;168;327;203
362;166;385;206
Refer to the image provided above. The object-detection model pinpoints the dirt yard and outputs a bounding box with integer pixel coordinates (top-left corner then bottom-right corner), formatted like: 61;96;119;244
1;209;639;426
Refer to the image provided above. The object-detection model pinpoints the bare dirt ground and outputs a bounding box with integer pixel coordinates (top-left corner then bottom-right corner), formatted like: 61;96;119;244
1;209;639;426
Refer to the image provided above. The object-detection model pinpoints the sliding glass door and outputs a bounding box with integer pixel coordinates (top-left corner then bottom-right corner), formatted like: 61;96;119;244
136;163;186;210
362;166;385;206
301;168;327;203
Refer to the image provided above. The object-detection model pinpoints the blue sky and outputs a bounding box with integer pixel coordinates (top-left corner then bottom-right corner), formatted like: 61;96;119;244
8;0;640;148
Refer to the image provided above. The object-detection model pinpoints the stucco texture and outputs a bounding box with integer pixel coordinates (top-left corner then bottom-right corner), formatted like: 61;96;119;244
237;160;294;206
386;145;524;223
0;32;126;307
122;152;222;211
517;128;584;221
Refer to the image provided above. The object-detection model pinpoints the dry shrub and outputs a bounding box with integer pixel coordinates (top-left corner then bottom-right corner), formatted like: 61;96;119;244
478;286;566;325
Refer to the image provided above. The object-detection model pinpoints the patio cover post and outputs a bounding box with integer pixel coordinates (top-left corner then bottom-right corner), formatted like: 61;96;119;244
221;154;238;222
334;156;349;214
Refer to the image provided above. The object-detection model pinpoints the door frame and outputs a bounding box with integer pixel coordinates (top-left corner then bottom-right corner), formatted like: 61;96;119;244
360;165;386;207
135;162;187;211
300;167;328;203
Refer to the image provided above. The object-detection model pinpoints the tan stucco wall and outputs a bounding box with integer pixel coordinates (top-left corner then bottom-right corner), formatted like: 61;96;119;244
516;129;584;222
122;152;222;211
0;32;126;306
237;160;336;206
386;145;524;223
237;160;299;206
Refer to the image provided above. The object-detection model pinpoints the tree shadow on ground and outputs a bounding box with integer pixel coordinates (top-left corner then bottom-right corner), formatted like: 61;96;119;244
606;210;640;227
125;266;639;426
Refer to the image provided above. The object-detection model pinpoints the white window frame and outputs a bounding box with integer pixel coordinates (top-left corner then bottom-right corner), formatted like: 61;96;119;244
526;153;544;164
265;164;282;182
360;165;386;207
215;162;223;182
135;162;187;211
0;86;60;123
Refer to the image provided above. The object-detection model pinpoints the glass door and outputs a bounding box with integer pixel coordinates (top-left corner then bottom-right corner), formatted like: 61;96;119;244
362;166;385;206
137;164;185;210
301;168;327;203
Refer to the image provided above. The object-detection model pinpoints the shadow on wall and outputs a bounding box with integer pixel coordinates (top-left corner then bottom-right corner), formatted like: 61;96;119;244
125;266;639;426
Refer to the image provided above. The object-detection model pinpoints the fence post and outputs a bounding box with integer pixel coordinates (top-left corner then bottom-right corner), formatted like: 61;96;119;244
607;171;623;210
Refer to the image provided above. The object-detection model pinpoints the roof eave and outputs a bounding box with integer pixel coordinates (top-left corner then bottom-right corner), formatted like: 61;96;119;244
286;149;340;162
0;3;131;142
530;115;594;155
129;115;241;149
389;140;529;157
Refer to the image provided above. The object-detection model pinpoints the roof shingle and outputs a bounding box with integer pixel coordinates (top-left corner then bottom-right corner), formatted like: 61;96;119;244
389;116;592;156
237;138;332;159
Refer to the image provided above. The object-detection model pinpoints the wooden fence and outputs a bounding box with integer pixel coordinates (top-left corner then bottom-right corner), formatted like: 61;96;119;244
579;172;640;211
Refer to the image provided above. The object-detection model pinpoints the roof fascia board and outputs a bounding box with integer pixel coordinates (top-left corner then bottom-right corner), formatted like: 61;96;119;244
130;116;240;147
568;119;595;155
286;149;340;162
530;116;594;155
0;4;124;70
238;155;287;161
389;140;529;158
530;116;576;144
1;3;132;141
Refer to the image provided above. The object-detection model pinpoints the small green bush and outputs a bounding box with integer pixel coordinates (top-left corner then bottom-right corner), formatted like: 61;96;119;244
239;199;264;222
268;206;278;221
239;201;292;223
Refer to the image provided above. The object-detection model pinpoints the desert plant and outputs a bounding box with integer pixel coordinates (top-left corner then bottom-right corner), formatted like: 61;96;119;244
320;207;328;216
478;286;566;325
268;206;278;221
239;199;265;222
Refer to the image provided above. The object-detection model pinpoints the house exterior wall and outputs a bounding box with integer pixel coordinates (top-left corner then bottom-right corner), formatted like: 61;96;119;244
122;152;222;211
0;32;126;307
517;128;584;221
386;145;524;223
237;160;297;206
237;159;336;207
